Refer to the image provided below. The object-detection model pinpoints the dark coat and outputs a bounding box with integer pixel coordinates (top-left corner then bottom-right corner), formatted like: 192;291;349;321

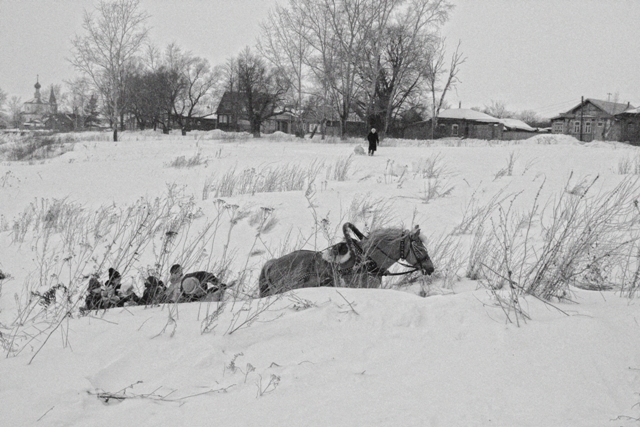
367;132;379;151
83;277;104;310
141;276;167;305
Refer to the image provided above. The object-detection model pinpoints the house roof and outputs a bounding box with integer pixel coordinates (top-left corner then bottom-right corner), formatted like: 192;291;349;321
437;108;502;123
499;118;536;132
215;91;244;115
23;98;49;105
617;106;640;116
43;113;74;124
565;98;634;116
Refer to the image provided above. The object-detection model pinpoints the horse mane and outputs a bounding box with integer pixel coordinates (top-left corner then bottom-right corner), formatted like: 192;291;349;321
362;228;405;250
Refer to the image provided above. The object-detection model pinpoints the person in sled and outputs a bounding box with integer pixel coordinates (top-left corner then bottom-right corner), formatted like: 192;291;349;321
105;268;141;307
82;275;104;311
166;264;226;303
140;275;167;305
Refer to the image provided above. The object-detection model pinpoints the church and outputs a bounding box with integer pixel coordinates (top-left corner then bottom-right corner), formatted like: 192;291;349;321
22;76;57;127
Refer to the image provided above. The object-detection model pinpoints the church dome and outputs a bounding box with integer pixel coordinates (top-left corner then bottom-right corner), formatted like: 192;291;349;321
34;80;41;90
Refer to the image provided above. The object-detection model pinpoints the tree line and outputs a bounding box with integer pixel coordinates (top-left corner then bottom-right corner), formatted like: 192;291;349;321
2;0;469;141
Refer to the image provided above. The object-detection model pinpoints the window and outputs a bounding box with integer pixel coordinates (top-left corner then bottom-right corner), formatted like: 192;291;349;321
452;124;459;136
553;122;564;133
597;121;603;127
585;121;592;133
573;121;581;133
218;115;228;124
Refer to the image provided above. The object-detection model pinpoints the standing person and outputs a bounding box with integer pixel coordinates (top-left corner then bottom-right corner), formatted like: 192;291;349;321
367;128;379;156
166;264;226;303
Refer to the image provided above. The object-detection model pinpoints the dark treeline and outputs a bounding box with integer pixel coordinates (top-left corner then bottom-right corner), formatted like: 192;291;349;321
53;0;470;140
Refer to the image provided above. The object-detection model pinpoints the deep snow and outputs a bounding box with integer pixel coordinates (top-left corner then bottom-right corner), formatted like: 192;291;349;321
0;131;639;426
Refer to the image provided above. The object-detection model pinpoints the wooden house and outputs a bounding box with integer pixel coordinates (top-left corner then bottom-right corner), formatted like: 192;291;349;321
44;114;76;132
550;98;634;142
215;91;293;134
615;107;640;144
404;109;504;140
499;118;537;140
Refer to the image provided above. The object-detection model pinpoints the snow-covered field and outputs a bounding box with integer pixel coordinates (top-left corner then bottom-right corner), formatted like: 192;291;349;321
0;131;639;426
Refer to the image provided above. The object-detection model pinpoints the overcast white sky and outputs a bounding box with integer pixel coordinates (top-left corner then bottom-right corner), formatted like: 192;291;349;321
1;0;639;118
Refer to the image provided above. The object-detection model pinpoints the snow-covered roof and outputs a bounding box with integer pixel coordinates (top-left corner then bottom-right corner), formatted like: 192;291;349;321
437;108;502;123
499;118;536;132
618;106;640;115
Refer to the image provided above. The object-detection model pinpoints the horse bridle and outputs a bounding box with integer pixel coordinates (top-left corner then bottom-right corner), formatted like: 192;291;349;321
395;230;432;275
342;223;429;277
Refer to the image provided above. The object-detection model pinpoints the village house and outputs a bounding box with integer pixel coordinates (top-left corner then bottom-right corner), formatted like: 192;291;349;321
215;91;295;134
404;109;503;140
614;106;640;145
550;98;634;142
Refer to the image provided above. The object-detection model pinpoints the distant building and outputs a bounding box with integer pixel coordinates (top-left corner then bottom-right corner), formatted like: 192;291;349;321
21;77;57;127
500;118;539;140
168;113;217;131
550;98;634;142
615;106;640;145
215;91;295;134
404;109;504;140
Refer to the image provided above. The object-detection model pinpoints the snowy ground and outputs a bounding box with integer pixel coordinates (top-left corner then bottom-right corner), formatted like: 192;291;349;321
0;130;639;426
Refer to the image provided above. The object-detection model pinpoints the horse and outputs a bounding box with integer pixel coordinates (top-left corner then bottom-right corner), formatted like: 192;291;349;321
341;222;435;288
258;223;435;297
258;241;354;297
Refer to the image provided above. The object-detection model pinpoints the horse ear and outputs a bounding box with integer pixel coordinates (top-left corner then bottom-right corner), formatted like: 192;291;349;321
411;225;420;236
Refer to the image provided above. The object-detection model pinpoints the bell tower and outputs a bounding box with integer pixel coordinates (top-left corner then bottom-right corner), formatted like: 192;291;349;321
34;75;42;103
49;87;57;114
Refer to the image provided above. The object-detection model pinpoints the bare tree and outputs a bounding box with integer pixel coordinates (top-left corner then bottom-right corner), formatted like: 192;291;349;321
173;54;217;134
126;65;180;131
0;87;6;112
258;2;312;136
220;57;242;131
482;100;512;118
352;0;402;131
262;0;453;139
517;109;549;127
294;0;337;139
423;38;465;139
65;77;94;129
235;47;290;137
7;96;23;128
69;0;149;141
360;0;452;136
0;88;7;127
281;0;368;139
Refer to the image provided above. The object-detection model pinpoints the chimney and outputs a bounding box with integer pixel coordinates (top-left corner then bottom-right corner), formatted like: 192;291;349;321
458;101;461;109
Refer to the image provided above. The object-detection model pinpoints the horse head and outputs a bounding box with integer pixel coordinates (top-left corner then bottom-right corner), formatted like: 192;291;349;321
405;225;435;275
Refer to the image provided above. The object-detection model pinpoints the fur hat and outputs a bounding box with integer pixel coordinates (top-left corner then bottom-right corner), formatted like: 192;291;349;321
145;276;163;288
170;264;182;274
108;268;121;281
